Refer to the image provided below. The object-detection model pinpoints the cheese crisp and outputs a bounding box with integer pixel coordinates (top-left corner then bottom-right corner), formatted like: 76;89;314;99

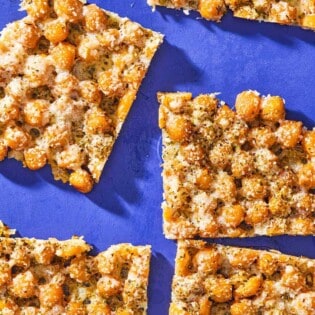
0;0;163;193
171;240;315;315
148;0;315;31
159;90;315;238
0;233;151;314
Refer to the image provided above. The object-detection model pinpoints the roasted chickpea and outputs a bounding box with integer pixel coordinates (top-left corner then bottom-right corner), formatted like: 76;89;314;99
56;144;85;171
77;36;102;62
22;0;50;20
269;1;297;24
4;126;30;151
51;43;76;71
302;130;315;157
269;194;292;217
214;104;235;129
54;0;83;22
66;302;86;315
97;275;121;298
83;4;108;32
290;217;314;234
205;277;232;303
165;115;193;142
282;266;305;290
160;92;192;114
33;243;55;265
56;239;90;258
43;18;69;43
79;80;102;105
0;140;8;162
87;304;111;315
301;14;315;29
120;21;145;47
68;256;91;283
198;0;226;20
0;95;20;124
298;163;315;189
69;169;94;193
24;147;47;171
0;260;11;286
219;204;245;228
230;300;255;315
20;22;41;49
235;91;261;122
98;70;124;97
257;253;278;276
39;283;64;307
175;249;191;276
261;95;285;121
193;248;222;274
24;99;50;127
215;172;237;202
241;175;268;200
229;250;258;268
86;109;112;134
199;295;212;315
231;150;254;178
45;124;70;148
181;143;205;164
209;141;232;169
193;94;218;114
233;5;259;19
169;303;189;315
10;271;37;299
234;276;262;299
195;168;213;190
245;201;269;225
276;120;303;148
248;126;276;148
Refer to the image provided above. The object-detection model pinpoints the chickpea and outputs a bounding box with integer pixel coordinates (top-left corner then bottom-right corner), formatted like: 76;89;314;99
20;22;41;49
195;168;213;190
98;69;125;97
298;163;315;189
20;306;39;315
0;95;20;124
234;5;259;19
45;124;70;148
56;239;90;258
282;266;305;290
235;91;261;122
24;99;50;127
66;302;86;315
33;242;55;265
245;201;269;225
4;126;30;151
261;95;285;121
51;43;76;71
231;150;254;178
83;4;108;32
69;169;94;193
193;94;217;114
169;303;189;315
209;141;232;169
214;105;235;129
254;148;278;175
269;2;297;24
24;147;47;171
269;194;292;217
199;295;212;315
54;0;83;22
56;144;85;171
257;253;277;276
79;80;102;105
97;275;121;298
86;109;112;134
198;0;226;20
159;93;191;113
241;175;268;200
175;249;191;276
230;300;255;315
120;21;145;47
229;250;258;268
205;277;232;303
248;126;276;148
234;276;262;299
219;204;245;228
276;120;303;148
87;304;111;315
193;248;222;274
77;36;102;62
301;14;315;29
39;283;64;307
43;18;69;44
68;256;91;283
165;115;193;142
180;143;205;164
290;217;314;234
10;271;37;299
0;260;11;286
0;140;8;161
302;130;315;157
215;172;237;202
22;0;50;20
293;192;314;214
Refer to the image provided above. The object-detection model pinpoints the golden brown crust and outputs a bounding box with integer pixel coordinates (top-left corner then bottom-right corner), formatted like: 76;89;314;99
171;240;315;315
0;232;151;314
0;0;163;192
148;0;315;31
159;91;315;239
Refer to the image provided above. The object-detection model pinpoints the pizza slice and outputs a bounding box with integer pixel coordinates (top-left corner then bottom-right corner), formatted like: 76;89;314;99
148;0;315;31
170;240;315;315
159;90;315;238
0;0;163;193
0;227;151;314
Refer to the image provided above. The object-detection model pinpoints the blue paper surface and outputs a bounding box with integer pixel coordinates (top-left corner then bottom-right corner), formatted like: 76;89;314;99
0;1;315;314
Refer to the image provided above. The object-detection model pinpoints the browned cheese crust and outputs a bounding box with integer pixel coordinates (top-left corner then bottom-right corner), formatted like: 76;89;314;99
170;240;315;315
148;0;315;31
0;233;151;314
159;91;315;238
0;0;163;193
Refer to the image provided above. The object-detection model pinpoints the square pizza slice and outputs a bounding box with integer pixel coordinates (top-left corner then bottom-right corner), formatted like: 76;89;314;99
170;240;315;315
0;0;163;193
148;0;315;32
0;228;151;314
159;90;315;238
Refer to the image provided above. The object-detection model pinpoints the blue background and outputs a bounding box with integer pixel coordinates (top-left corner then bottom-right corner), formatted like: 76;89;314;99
1;0;315;313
